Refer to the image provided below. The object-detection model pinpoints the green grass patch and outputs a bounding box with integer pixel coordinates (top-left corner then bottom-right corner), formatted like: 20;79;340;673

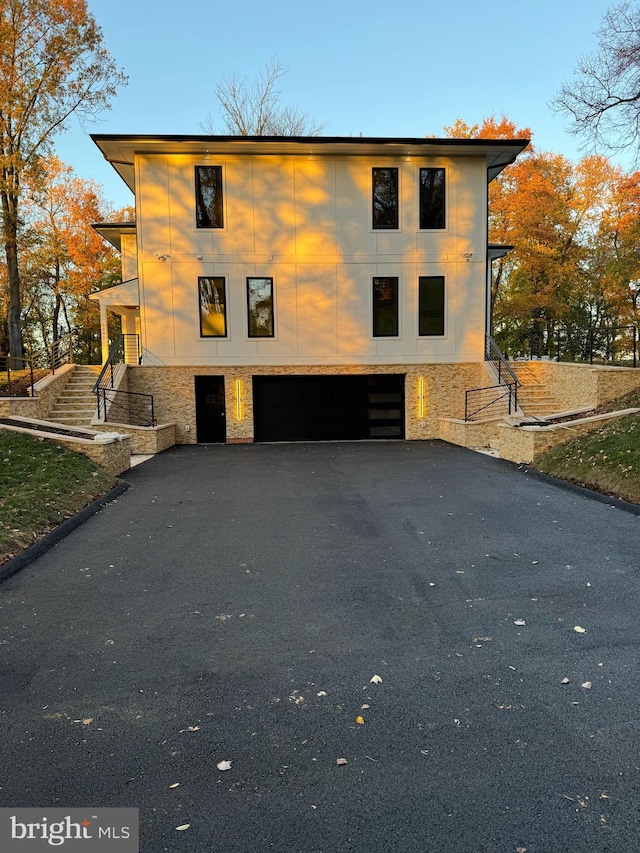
536;413;640;504
0;430;117;564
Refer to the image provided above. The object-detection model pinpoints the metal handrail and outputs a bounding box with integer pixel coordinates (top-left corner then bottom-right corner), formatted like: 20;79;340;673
465;382;518;421
0;355;36;397
485;334;520;387
99;387;155;428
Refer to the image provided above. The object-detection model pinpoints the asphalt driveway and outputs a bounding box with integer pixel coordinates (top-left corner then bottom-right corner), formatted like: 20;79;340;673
1;440;639;852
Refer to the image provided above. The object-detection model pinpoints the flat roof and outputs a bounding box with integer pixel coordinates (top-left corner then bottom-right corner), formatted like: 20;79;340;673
91;134;530;192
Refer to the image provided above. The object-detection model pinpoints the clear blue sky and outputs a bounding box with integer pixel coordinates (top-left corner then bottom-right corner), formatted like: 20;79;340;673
55;0;618;212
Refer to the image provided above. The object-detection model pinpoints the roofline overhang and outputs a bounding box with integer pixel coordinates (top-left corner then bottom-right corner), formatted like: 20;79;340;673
92;221;136;250
91;134;530;194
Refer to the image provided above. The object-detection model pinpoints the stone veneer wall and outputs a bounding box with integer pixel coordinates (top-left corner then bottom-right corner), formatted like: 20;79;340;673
498;409;640;465
92;421;175;455
517;361;640;410
1;364;75;420
126;363;494;444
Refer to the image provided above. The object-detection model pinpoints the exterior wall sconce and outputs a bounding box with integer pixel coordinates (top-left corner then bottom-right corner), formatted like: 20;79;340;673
235;379;244;421
418;377;425;418
462;252;473;262
155;252;170;262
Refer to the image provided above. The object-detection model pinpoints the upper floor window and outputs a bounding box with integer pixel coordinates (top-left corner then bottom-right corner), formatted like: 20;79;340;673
199;276;227;336
419;168;445;229
418;276;445;336
372;277;399;337
195;165;224;229
372;167;398;229
247;277;274;337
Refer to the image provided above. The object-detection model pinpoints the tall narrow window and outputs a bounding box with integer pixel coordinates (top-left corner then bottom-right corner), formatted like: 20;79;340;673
199;276;227;337
195;166;223;228
372;167;399;229
418;276;445;336
373;277;399;337
419;168;445;229
247;277;274;337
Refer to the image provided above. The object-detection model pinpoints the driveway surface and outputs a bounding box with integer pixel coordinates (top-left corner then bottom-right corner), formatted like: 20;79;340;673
1;440;639;852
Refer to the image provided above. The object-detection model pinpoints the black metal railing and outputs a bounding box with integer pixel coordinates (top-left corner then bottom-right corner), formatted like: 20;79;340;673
94;334;154;427
98;388;155;427
486;334;520;386
465;383;518;421
0;355;36;397
30;333;74;374
461;334;520;421
523;323;638;366
93;334;140;392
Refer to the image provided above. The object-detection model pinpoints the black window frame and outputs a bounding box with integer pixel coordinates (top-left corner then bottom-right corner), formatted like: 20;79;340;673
198;275;227;337
419;167;446;230
418;276;445;337
195;165;224;229
372;276;399;337
372;167;399;230
246;277;275;338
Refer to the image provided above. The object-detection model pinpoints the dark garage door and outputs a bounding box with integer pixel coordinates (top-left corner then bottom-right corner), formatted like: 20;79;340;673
253;374;404;442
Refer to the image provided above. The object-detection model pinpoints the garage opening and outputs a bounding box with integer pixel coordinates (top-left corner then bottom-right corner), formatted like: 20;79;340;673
253;374;404;442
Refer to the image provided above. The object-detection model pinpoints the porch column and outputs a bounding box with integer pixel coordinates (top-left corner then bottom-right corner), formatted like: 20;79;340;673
100;303;110;364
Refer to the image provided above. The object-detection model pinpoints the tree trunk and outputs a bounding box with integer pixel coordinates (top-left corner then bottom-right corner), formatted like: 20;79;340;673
1;188;24;359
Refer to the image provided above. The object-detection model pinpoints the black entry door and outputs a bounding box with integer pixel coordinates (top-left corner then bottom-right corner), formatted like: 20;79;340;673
195;376;226;443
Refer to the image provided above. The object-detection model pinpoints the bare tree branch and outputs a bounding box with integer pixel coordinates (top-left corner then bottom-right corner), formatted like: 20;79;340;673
553;2;640;161
199;57;324;137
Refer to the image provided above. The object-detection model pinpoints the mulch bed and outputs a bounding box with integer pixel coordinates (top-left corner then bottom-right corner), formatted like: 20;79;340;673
0;418;96;441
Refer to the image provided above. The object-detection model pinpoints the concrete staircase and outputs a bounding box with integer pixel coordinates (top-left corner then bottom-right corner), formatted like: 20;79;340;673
509;362;563;417
47;365;101;427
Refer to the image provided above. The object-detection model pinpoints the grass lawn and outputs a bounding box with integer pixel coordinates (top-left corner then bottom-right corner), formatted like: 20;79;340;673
0;430;117;564
536;412;640;505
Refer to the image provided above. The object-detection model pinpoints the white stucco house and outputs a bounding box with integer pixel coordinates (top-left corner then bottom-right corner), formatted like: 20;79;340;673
90;134;528;444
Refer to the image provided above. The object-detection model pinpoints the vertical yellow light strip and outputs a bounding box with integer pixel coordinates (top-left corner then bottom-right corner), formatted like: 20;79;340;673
235;379;243;421
418;377;425;418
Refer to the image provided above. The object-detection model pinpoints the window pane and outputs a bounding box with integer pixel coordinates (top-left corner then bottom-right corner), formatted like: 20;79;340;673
420;168;445;229
195;166;223;228
372;168;398;229
419;276;445;336
247;277;274;337
373;277;399;337
199;276;226;336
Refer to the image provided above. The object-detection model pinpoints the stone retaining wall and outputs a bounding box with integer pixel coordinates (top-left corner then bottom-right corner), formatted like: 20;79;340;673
126;363;494;444
92;421;175;454
498;409;640;465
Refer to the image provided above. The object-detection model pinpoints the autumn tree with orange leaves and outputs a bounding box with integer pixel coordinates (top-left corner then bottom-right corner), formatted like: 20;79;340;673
444;116;640;361
0;0;126;358
20;157;122;361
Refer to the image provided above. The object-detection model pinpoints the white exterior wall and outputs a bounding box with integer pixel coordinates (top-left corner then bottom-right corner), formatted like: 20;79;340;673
120;234;138;282
134;153;488;366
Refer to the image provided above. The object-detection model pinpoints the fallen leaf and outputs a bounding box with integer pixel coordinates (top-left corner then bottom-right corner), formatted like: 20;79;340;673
317;691;327;697
355;715;365;725
176;824;190;831
217;760;232;771
573;626;587;634
516;847;527;852
581;681;592;689
361;704;370;710
513;619;526;626
370;675;383;684
336;758;348;765
561;677;570;685
169;783;180;789
187;725;200;732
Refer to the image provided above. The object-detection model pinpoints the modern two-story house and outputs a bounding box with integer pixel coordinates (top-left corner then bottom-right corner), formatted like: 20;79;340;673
90;134;528;444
